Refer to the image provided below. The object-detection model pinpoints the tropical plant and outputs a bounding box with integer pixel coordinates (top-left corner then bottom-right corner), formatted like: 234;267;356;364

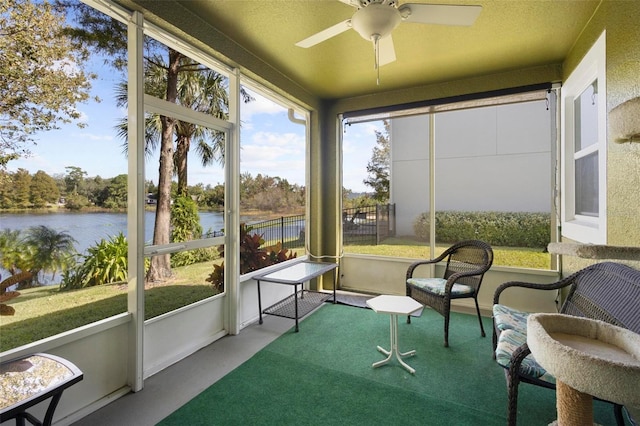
61;232;148;289
0;229;28;276
169;195;217;267
206;224;297;293
23;225;77;284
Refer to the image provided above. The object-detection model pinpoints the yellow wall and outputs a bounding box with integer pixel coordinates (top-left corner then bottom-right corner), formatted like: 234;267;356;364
562;1;640;273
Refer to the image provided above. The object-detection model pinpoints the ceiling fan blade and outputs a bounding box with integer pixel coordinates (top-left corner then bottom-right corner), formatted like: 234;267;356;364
337;0;361;8
400;4;482;26
378;35;396;66
295;19;352;48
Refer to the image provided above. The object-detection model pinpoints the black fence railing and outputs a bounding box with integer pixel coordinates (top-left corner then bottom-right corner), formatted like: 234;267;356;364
343;204;395;245
241;204;395;250
248;214;306;250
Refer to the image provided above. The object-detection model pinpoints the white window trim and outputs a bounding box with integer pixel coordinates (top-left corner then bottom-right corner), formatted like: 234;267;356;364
560;31;607;244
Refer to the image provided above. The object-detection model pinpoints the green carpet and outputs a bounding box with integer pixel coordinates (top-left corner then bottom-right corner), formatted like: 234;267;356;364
158;304;618;425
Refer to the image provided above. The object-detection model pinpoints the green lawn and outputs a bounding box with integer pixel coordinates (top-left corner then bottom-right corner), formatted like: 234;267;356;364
0;243;548;352
346;238;551;269
0;261;219;352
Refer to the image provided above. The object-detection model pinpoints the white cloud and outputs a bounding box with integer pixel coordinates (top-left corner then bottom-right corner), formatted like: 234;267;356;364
241;91;283;121
74;132;114;142
240;131;305;184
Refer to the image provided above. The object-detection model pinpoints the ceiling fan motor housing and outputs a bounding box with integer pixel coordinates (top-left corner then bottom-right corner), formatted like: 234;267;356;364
351;3;401;41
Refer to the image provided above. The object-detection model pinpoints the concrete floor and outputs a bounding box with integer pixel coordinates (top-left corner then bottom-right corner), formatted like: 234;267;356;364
72;315;293;426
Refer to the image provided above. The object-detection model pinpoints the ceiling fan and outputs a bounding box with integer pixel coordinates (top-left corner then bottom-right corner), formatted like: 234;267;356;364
295;0;482;79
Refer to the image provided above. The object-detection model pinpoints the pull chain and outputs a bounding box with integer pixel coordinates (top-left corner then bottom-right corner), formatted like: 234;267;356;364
373;34;380;85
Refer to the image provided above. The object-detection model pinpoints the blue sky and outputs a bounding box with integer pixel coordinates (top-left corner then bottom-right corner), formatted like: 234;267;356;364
7;43;382;193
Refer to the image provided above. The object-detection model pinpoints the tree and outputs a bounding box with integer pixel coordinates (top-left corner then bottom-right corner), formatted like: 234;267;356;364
30;170;60;207
64;2;252;282
363;120;391;202
0;229;27;276
12;169;32;208
64;166;87;196
0;0;94;168
100;174;128;209
23;225;77;284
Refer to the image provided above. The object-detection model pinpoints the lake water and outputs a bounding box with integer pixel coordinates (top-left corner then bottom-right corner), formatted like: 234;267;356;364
0;211;225;284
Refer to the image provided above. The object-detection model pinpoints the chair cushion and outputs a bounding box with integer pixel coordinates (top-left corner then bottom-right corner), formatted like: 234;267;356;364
492;304;529;333
406;277;474;296
495;328;555;384
493;304;556;384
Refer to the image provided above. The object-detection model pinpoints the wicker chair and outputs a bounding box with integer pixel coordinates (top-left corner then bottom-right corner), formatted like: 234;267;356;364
493;262;640;426
406;240;494;347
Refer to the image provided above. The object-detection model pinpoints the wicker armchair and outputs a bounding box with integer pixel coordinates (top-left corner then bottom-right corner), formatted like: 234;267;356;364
493;262;640;426
406;240;494;347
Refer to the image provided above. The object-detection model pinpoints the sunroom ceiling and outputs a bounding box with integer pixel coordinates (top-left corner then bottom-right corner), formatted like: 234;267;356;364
126;0;601;100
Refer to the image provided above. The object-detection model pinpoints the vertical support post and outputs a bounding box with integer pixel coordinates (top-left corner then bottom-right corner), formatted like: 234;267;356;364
226;69;241;335
429;113;436;277
126;10;145;392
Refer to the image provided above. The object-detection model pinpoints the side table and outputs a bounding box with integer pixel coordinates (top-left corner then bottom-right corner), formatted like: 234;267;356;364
366;295;423;374
0;353;83;426
256;260;338;332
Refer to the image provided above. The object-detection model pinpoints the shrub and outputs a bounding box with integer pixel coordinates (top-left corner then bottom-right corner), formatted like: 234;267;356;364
61;233;148;289
169;195;217;267
413;211;550;248
206;224;297;292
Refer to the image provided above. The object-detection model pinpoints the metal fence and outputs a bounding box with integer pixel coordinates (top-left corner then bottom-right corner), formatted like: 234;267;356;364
248;214;306;250
243;204;395;250
343;203;395;245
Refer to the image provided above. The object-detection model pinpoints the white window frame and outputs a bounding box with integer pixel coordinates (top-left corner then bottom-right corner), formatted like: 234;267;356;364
560;31;607;244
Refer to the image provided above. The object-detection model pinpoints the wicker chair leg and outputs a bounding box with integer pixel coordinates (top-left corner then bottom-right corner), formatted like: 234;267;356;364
613;404;625;426
474;298;486;337
507;375;520;426
443;314;450;347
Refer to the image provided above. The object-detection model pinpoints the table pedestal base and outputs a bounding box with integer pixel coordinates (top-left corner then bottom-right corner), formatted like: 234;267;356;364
372;314;416;374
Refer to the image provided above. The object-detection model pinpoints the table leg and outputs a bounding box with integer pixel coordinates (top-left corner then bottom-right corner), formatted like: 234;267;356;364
257;280;263;325
332;269;336;304
372;314;416;374
294;283;299;332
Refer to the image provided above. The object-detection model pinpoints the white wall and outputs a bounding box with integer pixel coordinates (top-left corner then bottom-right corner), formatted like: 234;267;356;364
391;100;552;236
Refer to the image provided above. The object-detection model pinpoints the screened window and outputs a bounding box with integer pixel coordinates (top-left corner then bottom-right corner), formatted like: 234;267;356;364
237;84;307;271
342;89;556;270
561;32;606;243
0;2;128;351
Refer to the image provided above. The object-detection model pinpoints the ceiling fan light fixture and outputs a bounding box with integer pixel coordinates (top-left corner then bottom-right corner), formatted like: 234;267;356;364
351;3;401;41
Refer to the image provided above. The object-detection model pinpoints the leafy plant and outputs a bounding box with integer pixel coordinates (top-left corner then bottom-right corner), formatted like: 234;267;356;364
206;224;297;292
169;195;218;267
61;233;148;289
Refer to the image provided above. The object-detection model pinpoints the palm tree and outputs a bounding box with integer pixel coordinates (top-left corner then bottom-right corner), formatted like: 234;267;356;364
0;229;27;277
23;225;77;284
116;55;229;195
63;4;255;282
115;50;230;281
116;51;252;282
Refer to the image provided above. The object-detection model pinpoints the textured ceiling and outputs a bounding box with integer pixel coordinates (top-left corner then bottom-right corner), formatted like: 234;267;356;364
144;0;601;99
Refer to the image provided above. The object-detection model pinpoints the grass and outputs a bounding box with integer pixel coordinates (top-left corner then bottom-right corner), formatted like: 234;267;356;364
0;242;548;352
0;261;220;352
346;237;551;269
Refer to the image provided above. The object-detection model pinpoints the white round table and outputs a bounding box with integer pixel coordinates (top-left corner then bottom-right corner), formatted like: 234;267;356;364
366;295;423;374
